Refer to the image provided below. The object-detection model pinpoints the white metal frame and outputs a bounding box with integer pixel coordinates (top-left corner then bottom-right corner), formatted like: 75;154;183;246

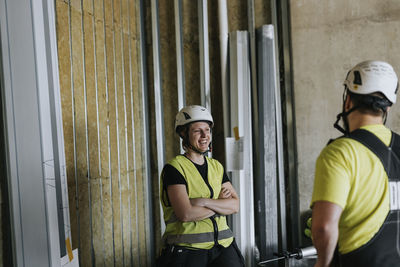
0;0;71;265
218;0;230;143
139;0;155;264
174;0;186;110
229;31;256;267
198;0;211;111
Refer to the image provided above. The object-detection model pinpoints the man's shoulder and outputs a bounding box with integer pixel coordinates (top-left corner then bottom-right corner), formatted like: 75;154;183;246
325;135;359;149
318;136;361;163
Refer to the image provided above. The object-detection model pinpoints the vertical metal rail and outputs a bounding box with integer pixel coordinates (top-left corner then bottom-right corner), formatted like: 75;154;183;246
217;0;229;142
44;0;68;258
247;2;261;263
101;0;117;264
229;31;256;267
67;0;81;263
139;0;155;265
150;0;166;177
272;0;299;251
247;0;258;139
281;0;299;250
150;0;166;237
91;0;106;265
198;0;211;111
128;0;141;265
111;0;125;264
174;0;186;154
174;0;186;110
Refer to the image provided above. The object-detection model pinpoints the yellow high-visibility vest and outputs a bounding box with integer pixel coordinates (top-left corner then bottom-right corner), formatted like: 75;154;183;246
160;155;234;249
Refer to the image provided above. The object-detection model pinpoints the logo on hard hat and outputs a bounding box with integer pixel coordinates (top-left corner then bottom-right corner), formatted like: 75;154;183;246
183;112;191;120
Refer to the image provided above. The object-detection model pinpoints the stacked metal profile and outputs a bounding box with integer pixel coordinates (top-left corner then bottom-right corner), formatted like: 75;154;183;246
254;25;287;265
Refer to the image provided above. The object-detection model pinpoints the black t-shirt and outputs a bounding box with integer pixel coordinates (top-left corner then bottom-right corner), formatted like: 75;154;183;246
162;158;230;194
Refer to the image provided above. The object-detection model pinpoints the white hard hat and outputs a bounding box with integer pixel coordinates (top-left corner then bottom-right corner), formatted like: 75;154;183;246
344;60;398;103
175;105;213;132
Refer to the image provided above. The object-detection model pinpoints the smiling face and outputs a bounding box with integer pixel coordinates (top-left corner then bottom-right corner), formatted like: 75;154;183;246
187;121;212;153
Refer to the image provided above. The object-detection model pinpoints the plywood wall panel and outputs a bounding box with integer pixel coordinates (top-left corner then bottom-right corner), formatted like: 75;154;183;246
125;3;139;266
100;2;116;265
70;3;94;266
57;0;153;265
105;22;124;267
83;7;106;266
114;11;132;267
120;3;134;266
130;10;142;263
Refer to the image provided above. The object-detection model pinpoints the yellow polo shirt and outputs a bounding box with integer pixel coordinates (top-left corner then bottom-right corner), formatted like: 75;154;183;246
311;124;391;254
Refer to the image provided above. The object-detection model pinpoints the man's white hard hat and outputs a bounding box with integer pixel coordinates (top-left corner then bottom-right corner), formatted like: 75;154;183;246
344;60;398;104
175;105;213;133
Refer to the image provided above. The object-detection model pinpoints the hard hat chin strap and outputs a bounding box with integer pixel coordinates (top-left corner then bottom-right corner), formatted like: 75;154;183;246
334;87;352;135
333;106;358;135
186;143;211;156
334;88;391;135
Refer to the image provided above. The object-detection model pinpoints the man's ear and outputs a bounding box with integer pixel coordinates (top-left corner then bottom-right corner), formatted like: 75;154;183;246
344;95;352;111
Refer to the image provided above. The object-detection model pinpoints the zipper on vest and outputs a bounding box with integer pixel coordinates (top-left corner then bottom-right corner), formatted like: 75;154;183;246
210;216;219;246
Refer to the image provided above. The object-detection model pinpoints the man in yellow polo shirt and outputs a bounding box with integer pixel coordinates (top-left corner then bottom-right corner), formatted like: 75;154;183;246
311;60;400;267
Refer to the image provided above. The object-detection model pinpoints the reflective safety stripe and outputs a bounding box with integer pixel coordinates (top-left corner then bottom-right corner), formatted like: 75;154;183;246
165;213;223;225
165;229;233;244
389;181;400;210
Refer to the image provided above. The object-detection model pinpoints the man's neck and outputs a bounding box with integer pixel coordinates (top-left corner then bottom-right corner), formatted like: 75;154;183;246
348;112;384;132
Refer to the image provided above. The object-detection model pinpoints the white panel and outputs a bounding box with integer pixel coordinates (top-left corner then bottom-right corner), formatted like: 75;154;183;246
229;31;256;267
0;0;69;265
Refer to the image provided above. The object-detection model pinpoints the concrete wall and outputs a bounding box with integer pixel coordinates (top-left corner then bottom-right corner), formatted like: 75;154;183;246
290;0;400;215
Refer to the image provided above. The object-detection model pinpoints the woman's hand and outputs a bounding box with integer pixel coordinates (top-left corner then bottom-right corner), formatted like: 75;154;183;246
218;186;232;199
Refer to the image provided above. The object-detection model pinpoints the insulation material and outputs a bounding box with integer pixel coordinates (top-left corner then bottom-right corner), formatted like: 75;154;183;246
56;0;150;266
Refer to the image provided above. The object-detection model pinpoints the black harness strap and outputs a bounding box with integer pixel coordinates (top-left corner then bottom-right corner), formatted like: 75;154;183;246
347;129;400;179
334;128;400;267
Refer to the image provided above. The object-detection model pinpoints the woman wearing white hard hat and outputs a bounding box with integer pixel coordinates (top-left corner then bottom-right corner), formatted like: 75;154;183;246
156;105;245;267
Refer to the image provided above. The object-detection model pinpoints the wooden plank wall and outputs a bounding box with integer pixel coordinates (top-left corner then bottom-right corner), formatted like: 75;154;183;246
56;0;149;266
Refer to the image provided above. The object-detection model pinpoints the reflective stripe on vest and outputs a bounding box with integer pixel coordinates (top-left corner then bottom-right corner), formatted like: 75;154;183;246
165;229;233;244
165;213;224;225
